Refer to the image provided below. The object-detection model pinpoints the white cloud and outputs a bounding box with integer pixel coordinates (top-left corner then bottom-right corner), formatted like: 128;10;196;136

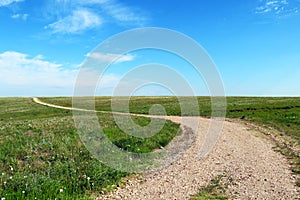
0;51;77;88
47;9;102;34
0;0;23;7
46;0;147;34
0;51;130;96
76;0;145;24
256;0;299;16
78;0;108;4
101;0;147;25
11;13;28;20
87;52;135;63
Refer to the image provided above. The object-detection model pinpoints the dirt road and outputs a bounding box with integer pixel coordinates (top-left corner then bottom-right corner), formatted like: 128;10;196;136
33;98;299;199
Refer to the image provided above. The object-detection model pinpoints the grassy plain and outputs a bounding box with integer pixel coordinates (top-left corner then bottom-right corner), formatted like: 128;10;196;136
41;96;300;191
1;97;299;199
42;96;300;140
0;98;179;199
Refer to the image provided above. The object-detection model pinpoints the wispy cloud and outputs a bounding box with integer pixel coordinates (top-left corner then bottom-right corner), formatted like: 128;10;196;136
256;0;299;16
46;9;102;34
0;0;23;7
101;0;147;26
11;13;28;20
78;0;109;5
46;0;148;34
87;52;135;63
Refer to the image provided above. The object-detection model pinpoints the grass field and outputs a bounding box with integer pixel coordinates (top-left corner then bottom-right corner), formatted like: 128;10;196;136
41;96;300;141
0;98;180;199
41;96;300;186
1;97;299;199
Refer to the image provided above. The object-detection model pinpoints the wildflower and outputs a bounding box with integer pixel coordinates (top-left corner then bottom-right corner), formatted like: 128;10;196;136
1;173;4;176
9;176;12;179
59;189;63;193
2;197;5;200
3;182;6;185
22;191;25;194
87;177;90;181
10;167;13;171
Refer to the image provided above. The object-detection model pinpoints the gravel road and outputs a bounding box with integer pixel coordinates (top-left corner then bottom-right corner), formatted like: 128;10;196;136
33;98;300;199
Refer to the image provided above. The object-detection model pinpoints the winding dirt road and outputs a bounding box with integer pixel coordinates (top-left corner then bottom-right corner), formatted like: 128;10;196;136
33;98;299;199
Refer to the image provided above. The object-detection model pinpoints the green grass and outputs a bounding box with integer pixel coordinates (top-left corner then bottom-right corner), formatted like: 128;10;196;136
41;96;300;140
40;96;300;187
190;174;230;200
0;98;180;199
3;97;300;199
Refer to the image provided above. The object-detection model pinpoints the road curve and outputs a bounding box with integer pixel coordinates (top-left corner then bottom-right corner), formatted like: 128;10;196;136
33;97;299;199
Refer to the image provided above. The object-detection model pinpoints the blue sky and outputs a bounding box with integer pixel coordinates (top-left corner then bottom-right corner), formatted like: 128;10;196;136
0;0;299;96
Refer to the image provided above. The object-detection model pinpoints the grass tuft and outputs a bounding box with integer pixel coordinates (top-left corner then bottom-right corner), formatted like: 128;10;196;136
190;174;231;200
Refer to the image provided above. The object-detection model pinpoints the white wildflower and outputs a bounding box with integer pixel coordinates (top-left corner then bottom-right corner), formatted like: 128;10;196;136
59;189;63;193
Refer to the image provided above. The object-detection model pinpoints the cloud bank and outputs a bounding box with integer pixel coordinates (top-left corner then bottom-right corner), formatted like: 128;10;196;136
0;51;137;96
0;51;77;95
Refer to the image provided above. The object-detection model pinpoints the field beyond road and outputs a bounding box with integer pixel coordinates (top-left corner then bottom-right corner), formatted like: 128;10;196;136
1;97;300;199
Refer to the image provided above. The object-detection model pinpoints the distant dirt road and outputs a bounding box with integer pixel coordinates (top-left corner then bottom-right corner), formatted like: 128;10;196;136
33;97;299;199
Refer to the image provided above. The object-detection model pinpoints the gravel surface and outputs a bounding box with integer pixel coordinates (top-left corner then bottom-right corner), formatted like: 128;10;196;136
33;98;300;199
100;117;299;199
